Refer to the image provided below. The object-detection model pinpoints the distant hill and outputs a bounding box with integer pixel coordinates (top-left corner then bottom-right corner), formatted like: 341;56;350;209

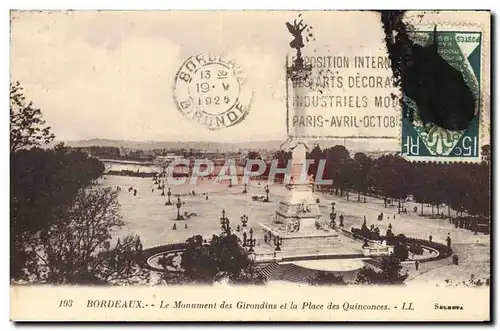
62;138;399;153
62;139;285;152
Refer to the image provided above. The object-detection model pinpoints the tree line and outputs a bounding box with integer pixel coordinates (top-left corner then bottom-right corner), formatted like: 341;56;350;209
10;82;149;284
252;144;490;220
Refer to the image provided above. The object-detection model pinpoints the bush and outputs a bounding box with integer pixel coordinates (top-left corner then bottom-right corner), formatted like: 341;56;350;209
355;254;408;285
397;234;407;242
393;241;409;261
352;227;381;241
307;271;346;285
408;244;424;256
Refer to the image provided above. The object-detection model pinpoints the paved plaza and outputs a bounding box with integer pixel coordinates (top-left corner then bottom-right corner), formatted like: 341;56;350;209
102;175;490;285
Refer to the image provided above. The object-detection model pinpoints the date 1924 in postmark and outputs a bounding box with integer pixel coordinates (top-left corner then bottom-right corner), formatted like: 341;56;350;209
173;54;253;130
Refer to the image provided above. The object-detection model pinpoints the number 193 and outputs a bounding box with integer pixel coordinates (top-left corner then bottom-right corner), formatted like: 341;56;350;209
59;299;73;308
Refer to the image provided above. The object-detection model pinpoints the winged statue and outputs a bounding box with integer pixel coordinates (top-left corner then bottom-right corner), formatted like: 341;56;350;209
286;19;307;50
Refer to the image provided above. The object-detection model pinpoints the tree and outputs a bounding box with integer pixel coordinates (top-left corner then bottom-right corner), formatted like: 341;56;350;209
355;254;408;285
11;146;106;280
163;232;266;285
371;155;412;207
11;147;105;235
13;188;150;284
307;144;324;177
270;150;292;182
323;145;351;195
10;86;149;285
353;152;372;202
10;82;55;152
247;151;262;160
307;271;346;285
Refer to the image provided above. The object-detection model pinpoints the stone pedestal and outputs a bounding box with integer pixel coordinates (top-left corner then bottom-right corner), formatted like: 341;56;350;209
258;54;341;252
260;141;339;250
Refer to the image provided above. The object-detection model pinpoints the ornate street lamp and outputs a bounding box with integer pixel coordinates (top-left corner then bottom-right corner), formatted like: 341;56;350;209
241;214;248;228
247;228;255;252
220;209;227;230
329;205;336;228
219;209;231;234
247;238;256;253
274;235;283;251
264;185;270;202
242;231;247;247
161;184;165;196
165;187;172;205
176;196;182;220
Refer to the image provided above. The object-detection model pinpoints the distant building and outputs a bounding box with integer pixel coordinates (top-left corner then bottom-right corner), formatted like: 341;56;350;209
155;154;182;165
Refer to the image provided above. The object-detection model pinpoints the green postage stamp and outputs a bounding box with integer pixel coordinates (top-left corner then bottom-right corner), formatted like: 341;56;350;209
401;24;489;162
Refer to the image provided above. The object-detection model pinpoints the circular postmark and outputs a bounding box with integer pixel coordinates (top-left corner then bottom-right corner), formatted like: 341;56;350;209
173;54;253;130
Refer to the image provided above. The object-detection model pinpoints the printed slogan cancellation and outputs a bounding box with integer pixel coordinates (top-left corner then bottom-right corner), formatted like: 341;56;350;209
286;52;401;139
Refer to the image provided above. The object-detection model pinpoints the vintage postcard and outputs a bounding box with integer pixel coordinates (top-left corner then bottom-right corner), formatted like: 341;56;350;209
10;10;491;322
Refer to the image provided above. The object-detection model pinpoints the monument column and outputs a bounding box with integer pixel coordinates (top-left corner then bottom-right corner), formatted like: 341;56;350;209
272;21;322;231
288;62;311;187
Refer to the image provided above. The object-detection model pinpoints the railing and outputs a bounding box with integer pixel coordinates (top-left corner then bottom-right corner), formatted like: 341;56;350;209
401;236;453;262
362;246;394;257
336;226;380;245
336;228;452;262
139;242;188;271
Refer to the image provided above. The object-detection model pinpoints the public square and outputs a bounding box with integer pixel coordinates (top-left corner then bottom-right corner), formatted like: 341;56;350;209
101;174;490;285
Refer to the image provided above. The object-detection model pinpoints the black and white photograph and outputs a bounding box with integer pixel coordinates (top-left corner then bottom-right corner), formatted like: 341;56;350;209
9;9;491;322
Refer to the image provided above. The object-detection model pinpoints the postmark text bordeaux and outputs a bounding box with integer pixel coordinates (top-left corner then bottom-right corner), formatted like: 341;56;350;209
173;54;253;130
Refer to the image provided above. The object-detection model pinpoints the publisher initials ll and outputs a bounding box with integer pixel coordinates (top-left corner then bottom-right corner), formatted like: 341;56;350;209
402;302;414;311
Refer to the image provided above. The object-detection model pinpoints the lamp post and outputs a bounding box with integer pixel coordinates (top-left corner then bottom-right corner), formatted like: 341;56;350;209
165;187;172;205
330;210;336;228
243;183;248;194
241;214;248;228
242;231;247;247
220;209;227;230
161;184;165;196
247;237;256;253
247;228;255;252
228;178;232;188
264;185;270;202
274;235;283;251
176;196;182;220
220;209;231;234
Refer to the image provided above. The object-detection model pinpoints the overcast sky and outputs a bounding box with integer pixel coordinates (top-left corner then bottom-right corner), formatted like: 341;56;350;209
10;11;489;145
